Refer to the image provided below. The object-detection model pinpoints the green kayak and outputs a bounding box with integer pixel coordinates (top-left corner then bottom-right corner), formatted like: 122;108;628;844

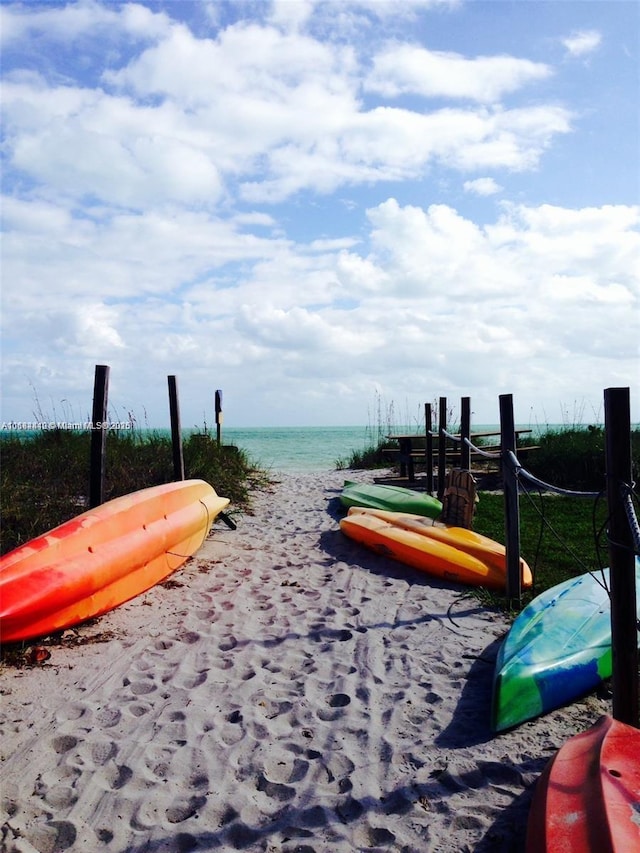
340;481;442;519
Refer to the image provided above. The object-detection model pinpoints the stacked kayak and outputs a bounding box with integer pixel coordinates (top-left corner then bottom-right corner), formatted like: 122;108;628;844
0;480;230;643
340;506;532;590
340;481;442;519
526;714;640;852
491;560;640;732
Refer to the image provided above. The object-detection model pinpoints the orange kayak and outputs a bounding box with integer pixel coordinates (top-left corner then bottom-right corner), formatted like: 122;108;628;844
340;507;531;590
0;480;229;643
526;714;640;852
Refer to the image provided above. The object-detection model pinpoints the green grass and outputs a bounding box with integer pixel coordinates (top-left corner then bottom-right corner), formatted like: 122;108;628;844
0;428;270;555
473;491;610;604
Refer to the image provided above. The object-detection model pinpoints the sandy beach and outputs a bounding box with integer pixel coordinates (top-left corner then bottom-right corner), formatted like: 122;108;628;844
0;469;609;853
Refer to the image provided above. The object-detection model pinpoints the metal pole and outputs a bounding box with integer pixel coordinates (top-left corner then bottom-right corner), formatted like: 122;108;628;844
89;364;110;508
168;375;185;481
500;393;522;605
604;387;638;727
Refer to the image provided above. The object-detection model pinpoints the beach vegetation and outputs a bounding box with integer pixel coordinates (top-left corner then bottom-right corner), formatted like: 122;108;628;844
0;428;270;555
473;492;611;606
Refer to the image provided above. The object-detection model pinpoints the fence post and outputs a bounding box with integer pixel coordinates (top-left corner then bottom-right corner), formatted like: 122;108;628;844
425;403;434;495
168;375;185;481
89;364;110;508
460;396;471;470
437;396;447;500
215;390;223;447
500;393;522;605
604;387;639;727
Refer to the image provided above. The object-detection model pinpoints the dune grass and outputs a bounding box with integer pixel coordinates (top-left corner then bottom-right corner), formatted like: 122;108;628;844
0;428;270;555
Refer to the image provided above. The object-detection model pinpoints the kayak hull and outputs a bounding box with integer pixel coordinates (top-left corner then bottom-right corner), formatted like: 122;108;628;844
0;480;230;643
340;481;442;519
340;507;529;590
491;561;640;732
526;714;640;852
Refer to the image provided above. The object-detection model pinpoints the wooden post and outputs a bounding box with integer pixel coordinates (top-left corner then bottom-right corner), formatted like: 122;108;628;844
168;375;185;481
500;393;522;605
604;387;639;727
89;364;110;508
215;389;223;447
425;403;434;495
437;397;447;500
460;396;471;471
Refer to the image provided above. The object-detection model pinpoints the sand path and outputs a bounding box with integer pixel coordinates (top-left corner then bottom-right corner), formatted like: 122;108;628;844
0;470;607;852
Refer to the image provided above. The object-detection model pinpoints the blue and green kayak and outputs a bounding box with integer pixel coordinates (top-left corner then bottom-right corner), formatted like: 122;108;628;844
340;481;442;519
491;559;640;732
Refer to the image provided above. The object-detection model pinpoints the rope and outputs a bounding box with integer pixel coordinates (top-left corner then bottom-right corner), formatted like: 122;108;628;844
165;498;213;560
440;429;502;459
621;485;640;554
464;437;501;460
506;450;601;498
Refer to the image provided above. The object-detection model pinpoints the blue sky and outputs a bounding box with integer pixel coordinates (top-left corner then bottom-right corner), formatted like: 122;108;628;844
1;0;638;428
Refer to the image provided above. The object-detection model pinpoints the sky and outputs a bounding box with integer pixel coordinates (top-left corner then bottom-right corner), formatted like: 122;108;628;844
1;0;638;429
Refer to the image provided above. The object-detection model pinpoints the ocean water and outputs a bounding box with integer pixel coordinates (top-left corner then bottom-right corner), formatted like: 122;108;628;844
218;423;554;472
219;425;384;473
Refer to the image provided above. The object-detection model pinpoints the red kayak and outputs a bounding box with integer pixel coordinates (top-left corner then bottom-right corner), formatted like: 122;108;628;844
526;714;640;852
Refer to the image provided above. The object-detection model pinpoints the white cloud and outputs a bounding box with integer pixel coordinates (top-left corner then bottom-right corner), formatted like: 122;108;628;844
269;0;317;31
0;0;170;44
0;17;573;211
365;45;552;102
3;198;637;424
464;177;502;195
1;2;637;426
562;30;602;58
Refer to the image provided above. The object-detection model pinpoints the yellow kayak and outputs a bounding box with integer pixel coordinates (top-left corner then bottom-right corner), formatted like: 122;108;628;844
341;507;532;590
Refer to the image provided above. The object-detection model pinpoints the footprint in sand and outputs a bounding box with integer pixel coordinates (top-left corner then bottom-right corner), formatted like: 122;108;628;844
316;692;352;722
87;738;118;766
94;706;122;727
166;794;207;823
51;734;78;754
28;819;77;852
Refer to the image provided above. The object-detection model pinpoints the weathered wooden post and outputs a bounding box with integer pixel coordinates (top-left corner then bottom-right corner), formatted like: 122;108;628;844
168;375;185;481
425;403;434;495
215;390;223;447
437;396;447;500
604;386;639;727
460;396;471;470
89;364;110;508
500;393;522;605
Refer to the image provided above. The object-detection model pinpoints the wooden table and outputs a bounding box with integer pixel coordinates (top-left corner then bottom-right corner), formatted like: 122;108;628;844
385;434;426;482
385;429;534;483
